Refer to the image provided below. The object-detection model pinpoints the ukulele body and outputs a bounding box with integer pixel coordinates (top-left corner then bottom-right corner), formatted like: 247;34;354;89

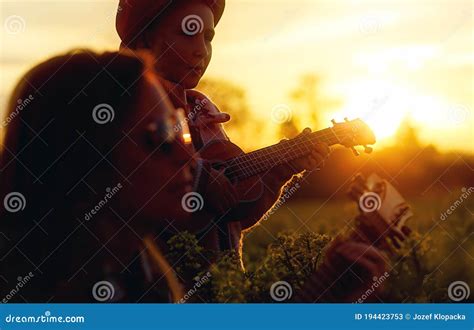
197;139;265;204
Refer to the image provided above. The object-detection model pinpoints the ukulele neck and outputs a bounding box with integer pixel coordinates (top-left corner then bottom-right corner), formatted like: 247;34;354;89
223;126;345;181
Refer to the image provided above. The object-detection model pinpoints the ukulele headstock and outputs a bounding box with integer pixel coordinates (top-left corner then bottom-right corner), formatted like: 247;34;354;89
331;118;376;156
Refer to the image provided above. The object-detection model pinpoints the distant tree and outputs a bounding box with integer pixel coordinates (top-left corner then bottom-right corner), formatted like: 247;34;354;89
289;74;341;131
395;117;422;149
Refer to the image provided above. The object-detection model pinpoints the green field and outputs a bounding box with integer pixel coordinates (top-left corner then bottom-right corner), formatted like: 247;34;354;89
242;193;474;302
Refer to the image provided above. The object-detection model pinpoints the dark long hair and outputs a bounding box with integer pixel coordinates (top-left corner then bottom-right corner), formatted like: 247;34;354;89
0;50;153;302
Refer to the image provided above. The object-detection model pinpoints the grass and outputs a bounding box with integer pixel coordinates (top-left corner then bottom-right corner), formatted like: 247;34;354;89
241;190;474;302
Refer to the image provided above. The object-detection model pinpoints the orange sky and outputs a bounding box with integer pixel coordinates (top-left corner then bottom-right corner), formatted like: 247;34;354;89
1;0;473;152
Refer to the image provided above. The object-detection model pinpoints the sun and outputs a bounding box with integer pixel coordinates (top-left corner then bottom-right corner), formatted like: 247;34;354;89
328;80;410;144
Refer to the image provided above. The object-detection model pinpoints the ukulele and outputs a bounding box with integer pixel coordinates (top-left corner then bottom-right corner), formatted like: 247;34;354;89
294;173;413;302
193;119;376;246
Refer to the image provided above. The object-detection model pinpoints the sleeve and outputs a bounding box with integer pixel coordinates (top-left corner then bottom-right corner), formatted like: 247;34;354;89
186;89;293;230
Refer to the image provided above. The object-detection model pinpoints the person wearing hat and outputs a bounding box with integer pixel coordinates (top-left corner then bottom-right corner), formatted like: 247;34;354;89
115;0;330;257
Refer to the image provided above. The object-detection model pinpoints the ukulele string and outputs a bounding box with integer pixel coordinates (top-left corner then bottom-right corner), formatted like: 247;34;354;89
225;127;348;179
224;126;355;179
226;127;342;171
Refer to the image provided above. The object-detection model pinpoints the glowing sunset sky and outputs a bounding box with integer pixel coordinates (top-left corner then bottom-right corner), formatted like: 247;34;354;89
1;0;472;152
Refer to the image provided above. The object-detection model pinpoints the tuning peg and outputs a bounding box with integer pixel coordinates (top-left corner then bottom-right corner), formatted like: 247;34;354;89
350;146;360;156
364;145;373;154
344;117;349;122
331;119;337;125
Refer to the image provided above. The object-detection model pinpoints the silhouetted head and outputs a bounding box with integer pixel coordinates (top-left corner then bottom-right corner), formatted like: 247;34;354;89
117;0;225;88
0;50;193;301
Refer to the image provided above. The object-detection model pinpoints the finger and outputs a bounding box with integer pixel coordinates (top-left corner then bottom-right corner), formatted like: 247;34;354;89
303;127;312;134
301;158;314;171
314;143;330;158
401;226;412;236
352;174;367;188
388;235;402;249
309;154;325;168
308;157;319;169
390;226;406;242
204;113;231;124
185;89;203;98
305;154;318;167
288;159;306;172
350;186;366;198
